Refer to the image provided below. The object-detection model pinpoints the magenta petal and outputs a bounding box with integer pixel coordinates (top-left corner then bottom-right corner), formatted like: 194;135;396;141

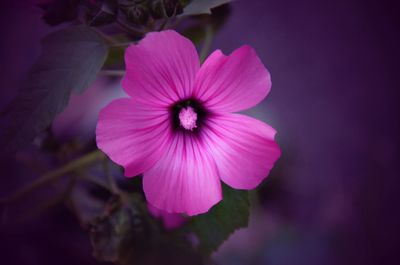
148;203;186;230
143;133;222;216
194;46;271;112
122;30;200;106
203;114;281;189
96;98;171;177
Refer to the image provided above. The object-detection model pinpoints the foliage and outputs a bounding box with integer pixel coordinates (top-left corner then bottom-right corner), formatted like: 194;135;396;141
86;182;250;261
0;26;108;155
191;184;250;255
181;0;232;16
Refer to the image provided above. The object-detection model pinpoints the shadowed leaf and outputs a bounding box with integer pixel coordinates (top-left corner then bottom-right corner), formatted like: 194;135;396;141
181;0;232;16
90;195;204;265
0;25;108;155
190;184;249;255
182;4;232;44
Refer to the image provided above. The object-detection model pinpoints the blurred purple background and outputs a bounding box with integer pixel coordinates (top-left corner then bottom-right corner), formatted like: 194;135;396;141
0;0;399;264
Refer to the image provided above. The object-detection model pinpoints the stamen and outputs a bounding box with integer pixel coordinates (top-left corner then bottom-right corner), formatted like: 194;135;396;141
179;106;197;131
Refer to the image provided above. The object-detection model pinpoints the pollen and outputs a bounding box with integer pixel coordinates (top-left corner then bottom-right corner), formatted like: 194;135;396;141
179;106;197;131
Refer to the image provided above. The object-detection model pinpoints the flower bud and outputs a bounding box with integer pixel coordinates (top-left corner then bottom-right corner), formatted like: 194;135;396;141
120;4;149;25
88;0;118;27
162;0;182;17
149;0;164;19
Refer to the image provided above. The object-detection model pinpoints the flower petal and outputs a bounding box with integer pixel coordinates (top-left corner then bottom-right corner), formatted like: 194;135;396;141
194;46;271;112
148;203;186;229
203;114;281;189
143;133;222;216
96;98;171;177
122;30;200;106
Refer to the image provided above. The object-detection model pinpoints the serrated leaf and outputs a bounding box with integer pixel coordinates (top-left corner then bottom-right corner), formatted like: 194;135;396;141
0;25;108;155
181;0;232;16
190;184;249;255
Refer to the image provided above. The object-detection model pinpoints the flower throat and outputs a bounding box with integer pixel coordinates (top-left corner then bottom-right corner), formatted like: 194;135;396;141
170;99;207;132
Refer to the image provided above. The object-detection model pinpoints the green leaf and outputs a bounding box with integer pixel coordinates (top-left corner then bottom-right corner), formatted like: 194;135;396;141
190;184;249;255
0;25;108;154
181;0;232;16
182;24;206;44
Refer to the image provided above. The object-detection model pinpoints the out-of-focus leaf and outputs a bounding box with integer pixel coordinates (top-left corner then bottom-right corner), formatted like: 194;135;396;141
182;4;232;44
120;3;150;25
90;196;147;262
88;0;119;27
68;183;107;226
90;194;204;265
0;25;108;155
182;24;205;44
163;0;183;17
181;0;232;16
190;184;249;255
149;0;164;19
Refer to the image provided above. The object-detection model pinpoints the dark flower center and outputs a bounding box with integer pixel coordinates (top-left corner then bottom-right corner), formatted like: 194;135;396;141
170;98;208;132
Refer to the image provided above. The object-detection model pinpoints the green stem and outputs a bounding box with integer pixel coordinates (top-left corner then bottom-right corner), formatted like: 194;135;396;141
199;25;214;63
100;70;126;76
103;159;119;194
110;42;135;48
0;150;105;205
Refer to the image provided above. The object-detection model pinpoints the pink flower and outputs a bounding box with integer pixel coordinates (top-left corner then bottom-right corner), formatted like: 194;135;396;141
148;204;186;230
96;30;281;216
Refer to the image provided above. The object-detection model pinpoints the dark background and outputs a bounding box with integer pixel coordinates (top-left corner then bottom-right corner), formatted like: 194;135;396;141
1;0;399;264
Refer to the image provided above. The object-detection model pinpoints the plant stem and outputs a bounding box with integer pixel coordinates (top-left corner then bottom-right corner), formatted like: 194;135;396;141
157;18;169;31
100;70;126;76
199;25;214;63
103;159;119;194
110;42;135;48
0;150;105;205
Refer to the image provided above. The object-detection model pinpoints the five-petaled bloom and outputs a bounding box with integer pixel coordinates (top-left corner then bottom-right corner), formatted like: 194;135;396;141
96;30;281;216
